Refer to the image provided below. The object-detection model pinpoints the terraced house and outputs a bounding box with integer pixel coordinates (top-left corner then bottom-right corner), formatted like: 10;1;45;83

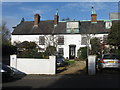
11;7;119;59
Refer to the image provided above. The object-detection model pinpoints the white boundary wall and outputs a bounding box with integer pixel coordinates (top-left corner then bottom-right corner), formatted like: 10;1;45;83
10;55;56;74
88;55;97;75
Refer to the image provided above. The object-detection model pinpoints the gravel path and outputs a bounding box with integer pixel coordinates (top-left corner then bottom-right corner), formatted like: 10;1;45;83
58;61;86;74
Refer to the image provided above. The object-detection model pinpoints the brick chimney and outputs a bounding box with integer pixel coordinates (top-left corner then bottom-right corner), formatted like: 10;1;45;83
91;7;97;23
54;9;59;26
34;13;40;26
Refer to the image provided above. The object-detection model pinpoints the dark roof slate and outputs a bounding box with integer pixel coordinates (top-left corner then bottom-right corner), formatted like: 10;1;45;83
80;21;110;34
12;20;55;35
12;20;119;35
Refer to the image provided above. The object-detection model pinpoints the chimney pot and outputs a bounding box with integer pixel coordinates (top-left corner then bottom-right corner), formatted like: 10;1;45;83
54;15;59;25
91;14;97;23
54;9;59;25
34;13;40;26
91;7;97;23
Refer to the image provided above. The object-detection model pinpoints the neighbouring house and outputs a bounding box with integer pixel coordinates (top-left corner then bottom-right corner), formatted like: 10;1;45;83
109;12;120;20
11;7;120;59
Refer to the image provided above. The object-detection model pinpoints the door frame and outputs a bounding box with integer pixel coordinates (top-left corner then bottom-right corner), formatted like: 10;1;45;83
69;45;76;59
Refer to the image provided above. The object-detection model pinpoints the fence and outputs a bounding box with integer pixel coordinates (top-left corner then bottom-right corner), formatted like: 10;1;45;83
10;55;56;74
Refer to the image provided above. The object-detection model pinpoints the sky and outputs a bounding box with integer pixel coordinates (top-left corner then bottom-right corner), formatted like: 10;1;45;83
1;1;119;33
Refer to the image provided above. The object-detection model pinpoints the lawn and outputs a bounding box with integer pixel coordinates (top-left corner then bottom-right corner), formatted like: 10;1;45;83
64;59;75;65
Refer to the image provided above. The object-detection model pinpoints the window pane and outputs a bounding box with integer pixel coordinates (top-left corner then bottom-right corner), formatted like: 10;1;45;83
58;36;64;45
58;48;64;55
81;37;87;45
103;55;119;59
39;36;45;45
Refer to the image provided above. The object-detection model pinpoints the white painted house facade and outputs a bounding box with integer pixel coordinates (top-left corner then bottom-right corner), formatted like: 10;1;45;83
11;33;108;59
11;7;119;59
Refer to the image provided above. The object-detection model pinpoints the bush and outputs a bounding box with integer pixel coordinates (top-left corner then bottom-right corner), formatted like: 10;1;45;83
2;43;17;56
115;49;120;57
77;47;87;60
16;41;46;58
44;46;56;56
90;37;101;55
17;50;44;58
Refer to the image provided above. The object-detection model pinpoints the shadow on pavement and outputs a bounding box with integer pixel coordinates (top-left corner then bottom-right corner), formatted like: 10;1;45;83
2;67;26;83
47;66;120;88
2;64;120;89
48;71;120;88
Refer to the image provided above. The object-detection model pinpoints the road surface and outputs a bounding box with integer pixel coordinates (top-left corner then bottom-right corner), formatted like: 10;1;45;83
2;69;120;89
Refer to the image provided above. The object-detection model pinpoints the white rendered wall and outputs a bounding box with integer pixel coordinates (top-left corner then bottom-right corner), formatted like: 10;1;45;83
11;35;41;46
56;34;81;58
10;55;56;74
11;34;108;59
57;34;108;58
81;34;108;40
88;55;97;75
11;35;58;49
91;34;108;39
11;34;82;58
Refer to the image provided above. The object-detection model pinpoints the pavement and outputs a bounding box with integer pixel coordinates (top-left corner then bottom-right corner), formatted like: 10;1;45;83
2;69;120;89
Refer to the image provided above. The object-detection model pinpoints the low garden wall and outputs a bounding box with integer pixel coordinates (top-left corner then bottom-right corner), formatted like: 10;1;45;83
10;55;56;74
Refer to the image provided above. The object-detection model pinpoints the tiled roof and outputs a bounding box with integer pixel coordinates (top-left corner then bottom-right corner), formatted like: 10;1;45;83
12;20;55;35
80;21;109;34
12;20;119;35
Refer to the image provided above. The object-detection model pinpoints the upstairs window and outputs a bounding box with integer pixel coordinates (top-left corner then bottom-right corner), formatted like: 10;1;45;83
58;36;64;45
66;21;80;33
105;21;112;29
81;37;87;45
39;36;45;45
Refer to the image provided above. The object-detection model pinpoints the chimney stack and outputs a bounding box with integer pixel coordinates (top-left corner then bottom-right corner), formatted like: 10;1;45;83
34;13;40;26
91;7;97;23
54;9;59;26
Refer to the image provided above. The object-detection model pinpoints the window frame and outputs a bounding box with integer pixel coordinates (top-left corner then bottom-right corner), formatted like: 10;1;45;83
58;36;64;45
81;36;87;45
39;36;45;45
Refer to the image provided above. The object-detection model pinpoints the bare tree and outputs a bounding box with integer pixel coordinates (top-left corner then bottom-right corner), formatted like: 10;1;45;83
39;26;59;56
2;21;11;44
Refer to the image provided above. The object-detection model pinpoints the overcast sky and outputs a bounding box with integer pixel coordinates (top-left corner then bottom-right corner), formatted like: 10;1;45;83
1;2;119;32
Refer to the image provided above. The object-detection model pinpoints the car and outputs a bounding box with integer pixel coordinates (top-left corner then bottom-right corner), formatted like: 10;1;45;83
0;62;15;80
56;55;65;67
97;54;120;71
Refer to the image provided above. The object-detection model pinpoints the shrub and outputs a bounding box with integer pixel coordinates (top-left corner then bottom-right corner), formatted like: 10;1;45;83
115;49;120;57
77;47;87;60
17;50;44;58
16;41;45;58
2;43;17;56
90;37;101;55
44;46;56;56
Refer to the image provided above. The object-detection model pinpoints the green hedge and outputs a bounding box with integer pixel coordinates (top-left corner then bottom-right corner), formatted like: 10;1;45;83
77;47;87;60
115;49;120;57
